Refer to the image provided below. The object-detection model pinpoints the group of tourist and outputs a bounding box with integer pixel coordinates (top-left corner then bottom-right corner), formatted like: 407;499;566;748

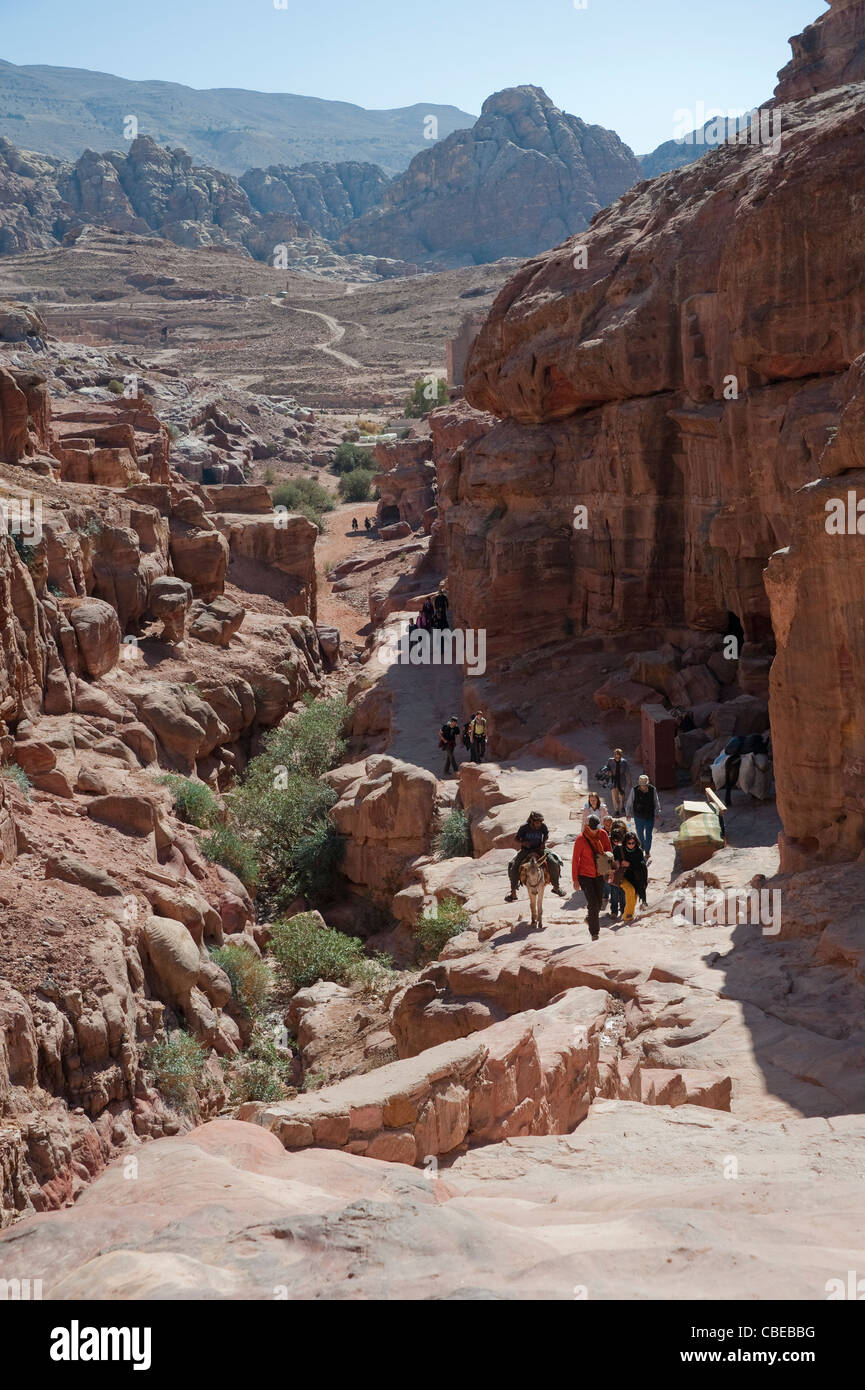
351;516;373;534
417;589;450;631
439;711;487;773
505;748;663;942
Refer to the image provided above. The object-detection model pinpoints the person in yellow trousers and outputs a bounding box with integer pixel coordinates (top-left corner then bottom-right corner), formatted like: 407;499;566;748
619;830;648;921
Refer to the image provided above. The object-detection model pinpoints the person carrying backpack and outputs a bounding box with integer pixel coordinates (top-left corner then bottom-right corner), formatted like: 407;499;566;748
439;717;460;776
469;712;487;763
608;821;627;920
603;748;632;816
626;774;661;855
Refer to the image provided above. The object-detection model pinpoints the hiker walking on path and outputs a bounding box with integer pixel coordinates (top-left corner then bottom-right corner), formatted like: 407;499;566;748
620;831;648;921
506;812;566;902
571;815;614;942
352;517;359;532
608;821;627;920
439;717;461;776
603;748;632;816
469;711;487;763
581;790;609;829
626;774;662;855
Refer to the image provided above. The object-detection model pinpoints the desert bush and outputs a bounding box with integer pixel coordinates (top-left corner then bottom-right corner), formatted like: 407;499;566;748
210;943;272;1020
107;378;124;394
144;1031;208;1113
337;467;374;503
223;1023;294;1104
200;824;259;889
434;808;472;860
330;441;371;474
414;896;471;961
1;765;32;798
227;695;348;909
269;912;367;992
272;478;334;531
355;418;379;435
158;773;219;829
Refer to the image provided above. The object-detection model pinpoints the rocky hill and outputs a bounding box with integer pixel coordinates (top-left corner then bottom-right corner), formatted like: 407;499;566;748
0;60;474;176
340;86;643;268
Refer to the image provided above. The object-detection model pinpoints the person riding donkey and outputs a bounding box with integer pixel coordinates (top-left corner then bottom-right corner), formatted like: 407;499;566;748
505;811;566;902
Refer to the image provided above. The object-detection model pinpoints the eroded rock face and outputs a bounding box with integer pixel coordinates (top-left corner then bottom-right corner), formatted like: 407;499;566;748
446;14;865;860
776;0;865;102
340;86;642;269
325;756;438;902
240;161;390;240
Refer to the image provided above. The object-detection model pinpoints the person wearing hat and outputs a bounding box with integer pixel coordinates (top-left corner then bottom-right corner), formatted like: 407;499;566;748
438;716;461;776
603;748;632;816
506;811;566;901
625;774;661;855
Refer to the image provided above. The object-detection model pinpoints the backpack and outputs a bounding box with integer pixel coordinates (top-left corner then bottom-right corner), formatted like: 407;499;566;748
724;736;744;757
742;733;764;755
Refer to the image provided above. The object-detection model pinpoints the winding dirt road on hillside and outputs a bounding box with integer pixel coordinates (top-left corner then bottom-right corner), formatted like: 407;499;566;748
273;298;363;369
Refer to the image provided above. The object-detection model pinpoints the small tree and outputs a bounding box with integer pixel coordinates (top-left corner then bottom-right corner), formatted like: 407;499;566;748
331;441;371;474
405;375;448;418
337;467;374;503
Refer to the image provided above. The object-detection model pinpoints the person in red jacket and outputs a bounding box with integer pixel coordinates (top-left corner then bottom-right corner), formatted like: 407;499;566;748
571;814;613;942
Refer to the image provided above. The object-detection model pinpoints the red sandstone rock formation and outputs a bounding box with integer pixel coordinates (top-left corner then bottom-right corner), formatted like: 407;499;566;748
451;2;865;862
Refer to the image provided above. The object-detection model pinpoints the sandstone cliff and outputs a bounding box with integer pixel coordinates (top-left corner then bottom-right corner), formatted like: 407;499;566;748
450;0;865;869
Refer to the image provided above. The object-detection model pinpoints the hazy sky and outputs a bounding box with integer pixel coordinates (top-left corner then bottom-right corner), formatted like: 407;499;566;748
0;0;825;153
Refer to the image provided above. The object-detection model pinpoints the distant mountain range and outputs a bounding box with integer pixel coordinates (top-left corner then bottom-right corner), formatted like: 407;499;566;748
0;59;720;271
0;60;475;175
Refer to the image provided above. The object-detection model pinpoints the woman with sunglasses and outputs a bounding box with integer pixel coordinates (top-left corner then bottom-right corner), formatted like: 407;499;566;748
620;831;648;922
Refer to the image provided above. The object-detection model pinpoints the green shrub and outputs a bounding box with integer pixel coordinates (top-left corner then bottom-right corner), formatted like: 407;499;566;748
405;375;448;418
269;912;367;992
272;478;334;531
330;441;371;474
1;765;32;798
227;695;348;910
200;824;259;888
337;467;374;503
414;896;471;961
144;1031;208;1113
107;378;124;394
210;944;272;1021
291;818;345;902
434;809;472;860
224;1023;294;1104
11;533;40;572
158;773;220;829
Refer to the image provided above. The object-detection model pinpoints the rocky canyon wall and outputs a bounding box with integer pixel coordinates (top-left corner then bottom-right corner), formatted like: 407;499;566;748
444;2;865;866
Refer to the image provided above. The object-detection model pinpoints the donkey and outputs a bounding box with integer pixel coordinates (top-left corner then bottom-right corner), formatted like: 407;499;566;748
520;852;549;930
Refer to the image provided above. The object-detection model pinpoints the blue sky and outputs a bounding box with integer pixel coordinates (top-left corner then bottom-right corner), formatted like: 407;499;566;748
0;0;825;153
